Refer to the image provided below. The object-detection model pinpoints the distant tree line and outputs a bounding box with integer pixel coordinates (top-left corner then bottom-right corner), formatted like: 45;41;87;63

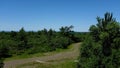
0;25;87;68
78;13;120;68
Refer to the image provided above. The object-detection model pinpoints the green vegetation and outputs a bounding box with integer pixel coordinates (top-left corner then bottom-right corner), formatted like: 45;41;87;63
0;26;80;56
0;42;9;68
1;12;119;68
0;26;84;67
5;43;74;61
78;13;120;68
5;43;80;68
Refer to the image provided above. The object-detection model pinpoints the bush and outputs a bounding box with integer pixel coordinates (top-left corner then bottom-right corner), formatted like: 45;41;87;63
78;12;120;68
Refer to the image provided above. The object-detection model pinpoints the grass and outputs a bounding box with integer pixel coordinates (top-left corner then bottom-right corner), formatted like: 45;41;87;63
17;59;77;68
5;43;80;68
5;43;74;61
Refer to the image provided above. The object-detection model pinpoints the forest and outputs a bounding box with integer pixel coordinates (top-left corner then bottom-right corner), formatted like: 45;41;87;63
0;25;87;68
0;13;120;68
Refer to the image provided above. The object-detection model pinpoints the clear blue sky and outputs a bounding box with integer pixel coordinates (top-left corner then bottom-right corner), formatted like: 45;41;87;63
0;0;120;32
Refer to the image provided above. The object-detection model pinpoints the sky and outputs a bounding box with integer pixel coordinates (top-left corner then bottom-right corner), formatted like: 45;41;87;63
0;0;120;32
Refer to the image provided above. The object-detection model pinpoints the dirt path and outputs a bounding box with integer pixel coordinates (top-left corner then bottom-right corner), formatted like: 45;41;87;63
4;43;81;68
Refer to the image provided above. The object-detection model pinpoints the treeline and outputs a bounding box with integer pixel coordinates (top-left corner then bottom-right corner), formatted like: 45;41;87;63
0;26;88;65
0;26;82;56
78;13;120;68
0;26;88;67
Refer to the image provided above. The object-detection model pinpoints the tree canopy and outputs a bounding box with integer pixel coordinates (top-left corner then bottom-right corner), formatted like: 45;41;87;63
78;12;120;68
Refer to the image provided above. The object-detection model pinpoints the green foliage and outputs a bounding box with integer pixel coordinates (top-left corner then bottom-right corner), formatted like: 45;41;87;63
0;41;10;68
0;26;81;67
78;36;102;68
78;12;120;68
26;27;75;54
0;25;82;59
0;40;10;58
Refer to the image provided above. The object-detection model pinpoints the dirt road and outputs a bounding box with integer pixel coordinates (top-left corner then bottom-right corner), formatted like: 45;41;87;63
4;43;81;68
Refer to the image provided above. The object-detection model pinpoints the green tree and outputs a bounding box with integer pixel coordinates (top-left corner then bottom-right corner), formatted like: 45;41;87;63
78;12;120;68
17;27;28;54
59;25;74;37
90;12;118;56
59;25;76;42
